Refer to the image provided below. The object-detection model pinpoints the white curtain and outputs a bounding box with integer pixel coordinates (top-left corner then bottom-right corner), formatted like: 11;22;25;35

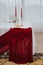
0;0;43;32
0;0;42;23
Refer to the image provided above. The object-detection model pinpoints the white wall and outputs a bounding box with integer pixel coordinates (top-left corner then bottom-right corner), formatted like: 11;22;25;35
35;33;43;53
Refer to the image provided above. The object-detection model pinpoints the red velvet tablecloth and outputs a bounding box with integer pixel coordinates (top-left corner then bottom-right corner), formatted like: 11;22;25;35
0;28;33;64
0;30;10;54
9;28;33;63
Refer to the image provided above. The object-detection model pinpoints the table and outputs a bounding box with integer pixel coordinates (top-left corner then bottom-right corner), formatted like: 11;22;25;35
0;22;36;55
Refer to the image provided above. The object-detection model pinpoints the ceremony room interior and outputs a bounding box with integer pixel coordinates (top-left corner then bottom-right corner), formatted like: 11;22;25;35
0;0;43;65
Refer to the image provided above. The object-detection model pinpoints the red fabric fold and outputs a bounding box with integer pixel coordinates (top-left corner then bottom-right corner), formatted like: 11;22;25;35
9;28;33;64
0;30;10;54
0;45;9;54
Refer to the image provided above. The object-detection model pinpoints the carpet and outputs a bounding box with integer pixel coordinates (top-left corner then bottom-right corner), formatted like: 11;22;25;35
0;59;43;65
